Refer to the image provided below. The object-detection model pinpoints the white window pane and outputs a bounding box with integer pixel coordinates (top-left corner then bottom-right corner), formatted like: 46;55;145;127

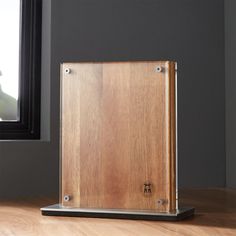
0;0;20;121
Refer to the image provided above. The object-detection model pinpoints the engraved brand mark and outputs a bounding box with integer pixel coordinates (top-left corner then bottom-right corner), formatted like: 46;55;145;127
144;182;152;194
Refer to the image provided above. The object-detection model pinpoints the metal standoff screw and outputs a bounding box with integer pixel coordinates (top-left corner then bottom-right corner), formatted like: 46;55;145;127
157;199;166;205
63;195;71;202
155;66;163;73
65;68;71;74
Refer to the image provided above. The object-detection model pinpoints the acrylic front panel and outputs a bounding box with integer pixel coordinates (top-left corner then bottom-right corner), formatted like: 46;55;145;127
60;61;177;213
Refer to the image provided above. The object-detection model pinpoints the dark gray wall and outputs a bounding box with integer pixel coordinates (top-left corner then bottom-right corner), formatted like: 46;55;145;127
0;0;226;199
51;0;225;188
225;0;236;188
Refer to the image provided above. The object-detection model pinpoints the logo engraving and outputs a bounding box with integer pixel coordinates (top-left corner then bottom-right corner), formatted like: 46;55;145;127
143;182;152;195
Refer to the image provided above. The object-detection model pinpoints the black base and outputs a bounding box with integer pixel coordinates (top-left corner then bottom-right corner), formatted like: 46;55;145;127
41;204;195;221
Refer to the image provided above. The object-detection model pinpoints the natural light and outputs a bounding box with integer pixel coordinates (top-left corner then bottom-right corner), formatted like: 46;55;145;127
0;0;20;99
0;0;20;121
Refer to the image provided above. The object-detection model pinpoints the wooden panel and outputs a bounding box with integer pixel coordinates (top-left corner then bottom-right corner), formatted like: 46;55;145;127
100;63;131;209
61;61;176;212
61;64;81;207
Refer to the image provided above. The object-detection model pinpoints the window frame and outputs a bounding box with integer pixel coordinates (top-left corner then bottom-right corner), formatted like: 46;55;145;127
0;0;42;139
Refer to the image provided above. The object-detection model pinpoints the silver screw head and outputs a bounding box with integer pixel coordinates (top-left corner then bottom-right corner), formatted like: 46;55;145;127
65;68;71;74
157;199;166;205
64;195;70;202
155;66;163;73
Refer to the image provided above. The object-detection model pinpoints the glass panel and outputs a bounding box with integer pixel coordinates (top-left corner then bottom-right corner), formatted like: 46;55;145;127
0;0;20;121
60;62;177;212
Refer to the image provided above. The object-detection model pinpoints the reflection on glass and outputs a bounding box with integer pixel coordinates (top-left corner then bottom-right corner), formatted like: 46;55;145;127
0;0;20;121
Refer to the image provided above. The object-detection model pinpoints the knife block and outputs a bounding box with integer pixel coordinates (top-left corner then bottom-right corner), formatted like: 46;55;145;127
41;61;194;220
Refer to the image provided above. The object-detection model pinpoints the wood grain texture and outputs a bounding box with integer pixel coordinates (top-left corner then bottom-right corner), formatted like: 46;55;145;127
61;64;81;207
1;189;236;236
61;61;176;212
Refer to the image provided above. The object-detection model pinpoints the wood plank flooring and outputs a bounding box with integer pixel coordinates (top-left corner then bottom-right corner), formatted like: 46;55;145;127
0;188;236;236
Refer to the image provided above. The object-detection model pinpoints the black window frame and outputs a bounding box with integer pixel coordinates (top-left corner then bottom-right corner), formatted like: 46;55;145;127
0;0;42;139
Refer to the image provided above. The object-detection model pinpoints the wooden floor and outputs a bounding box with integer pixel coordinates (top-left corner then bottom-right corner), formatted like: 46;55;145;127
0;188;235;236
